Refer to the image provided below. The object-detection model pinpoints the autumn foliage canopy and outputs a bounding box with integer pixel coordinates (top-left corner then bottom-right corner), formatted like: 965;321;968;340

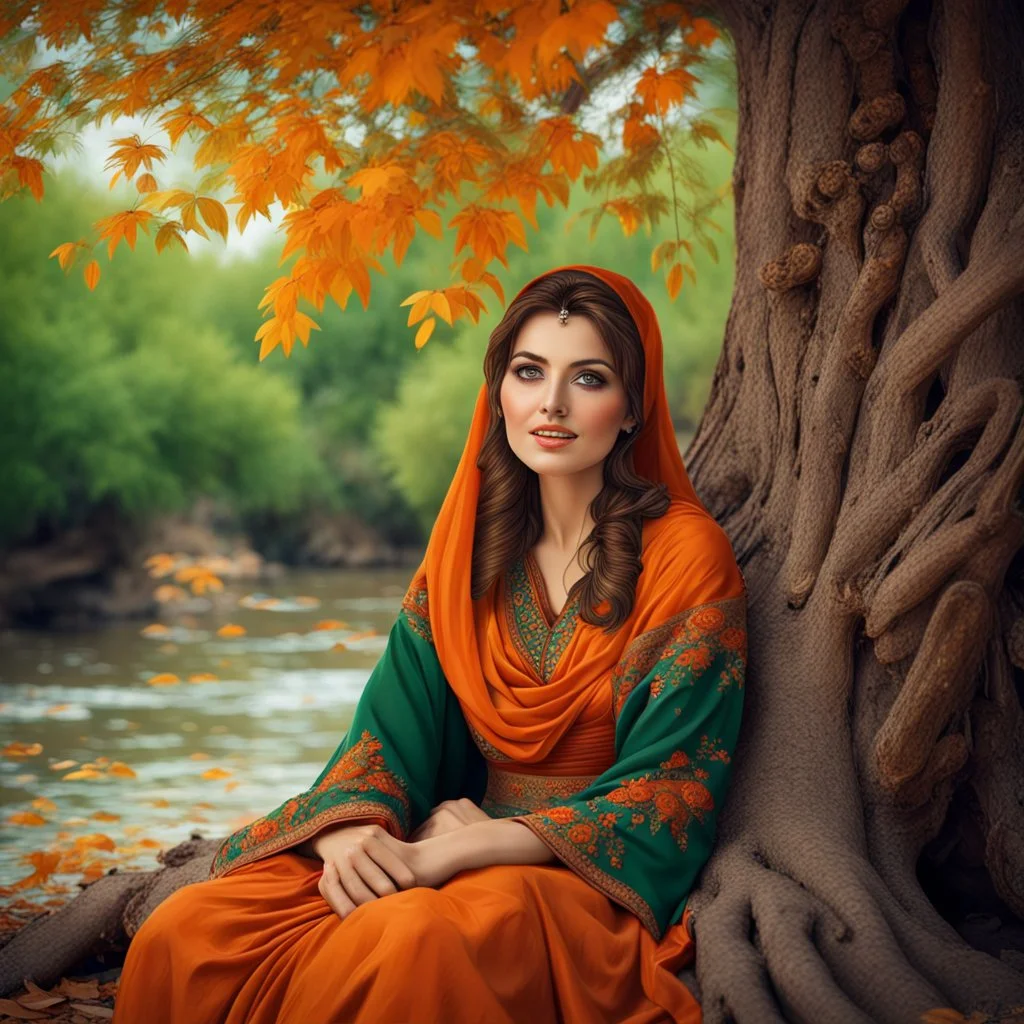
0;1;730;359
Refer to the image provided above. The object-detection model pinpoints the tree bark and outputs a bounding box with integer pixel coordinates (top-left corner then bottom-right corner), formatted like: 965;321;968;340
683;0;1024;1019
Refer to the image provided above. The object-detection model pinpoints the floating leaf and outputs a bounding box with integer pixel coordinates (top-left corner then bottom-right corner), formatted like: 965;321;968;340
201;768;232;780
107;761;137;778
8;812;47;827
4;742;43;759
217;624;246;637
62;768;103;781
147;673;180;686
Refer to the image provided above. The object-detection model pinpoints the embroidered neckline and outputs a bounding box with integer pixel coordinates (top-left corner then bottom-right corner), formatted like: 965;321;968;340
506;551;581;682
523;548;581;628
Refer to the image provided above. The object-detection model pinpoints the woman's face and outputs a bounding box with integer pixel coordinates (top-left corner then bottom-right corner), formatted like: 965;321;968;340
499;311;636;479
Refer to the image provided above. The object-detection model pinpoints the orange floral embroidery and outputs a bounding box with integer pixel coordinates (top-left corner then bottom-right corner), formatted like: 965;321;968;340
688;607;725;631
212;729;411;877
610;595;746;717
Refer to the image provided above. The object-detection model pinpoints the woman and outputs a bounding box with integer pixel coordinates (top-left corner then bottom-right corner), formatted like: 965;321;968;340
112;265;747;1024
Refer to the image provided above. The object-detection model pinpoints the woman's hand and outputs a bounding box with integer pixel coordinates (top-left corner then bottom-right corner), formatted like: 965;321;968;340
310;822;468;920
408;798;491;842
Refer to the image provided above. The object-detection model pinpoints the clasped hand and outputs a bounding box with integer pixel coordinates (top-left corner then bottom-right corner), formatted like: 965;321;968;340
312;798;490;920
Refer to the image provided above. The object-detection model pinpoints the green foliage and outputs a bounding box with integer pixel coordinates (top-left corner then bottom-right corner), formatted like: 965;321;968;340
373;332;483;533
0;179;323;547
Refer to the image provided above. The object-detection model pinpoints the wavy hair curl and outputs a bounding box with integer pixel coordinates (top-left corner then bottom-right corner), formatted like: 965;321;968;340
471;269;671;632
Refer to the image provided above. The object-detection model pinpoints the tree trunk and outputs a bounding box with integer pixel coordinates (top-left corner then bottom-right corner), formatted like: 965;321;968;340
683;0;1024;1019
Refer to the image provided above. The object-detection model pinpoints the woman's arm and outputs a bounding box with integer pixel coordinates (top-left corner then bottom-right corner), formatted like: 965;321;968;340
210;584;485;880
444;817;556;871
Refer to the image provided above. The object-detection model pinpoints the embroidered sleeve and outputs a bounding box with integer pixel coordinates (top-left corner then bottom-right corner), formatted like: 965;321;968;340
511;593;747;939
210;574;483;879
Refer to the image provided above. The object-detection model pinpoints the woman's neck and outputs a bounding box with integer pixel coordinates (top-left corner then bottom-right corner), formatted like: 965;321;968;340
536;467;603;552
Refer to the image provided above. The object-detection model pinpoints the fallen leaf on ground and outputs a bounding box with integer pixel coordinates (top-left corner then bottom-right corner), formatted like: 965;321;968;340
55;979;100;999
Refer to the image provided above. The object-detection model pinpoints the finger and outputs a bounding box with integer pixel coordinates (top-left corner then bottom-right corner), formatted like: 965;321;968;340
338;852;382;906
366;837;418;890
352;847;400;898
319;861;357;920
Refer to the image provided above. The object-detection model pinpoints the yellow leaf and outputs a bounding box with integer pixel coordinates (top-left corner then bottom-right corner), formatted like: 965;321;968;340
415;209;443;238
74;833;116;852
62;768;103;781
400;289;432;308
83;259;100;291
48;241;78;270
187;673;218;683
430;291;453;325
49;760;76;771
107;762;137;778
217;624;247;637
197;196;229;240
3;742;43;759
31;798;57;812
667;262;684;300
90;811;120;822
8;812;47;826
147;673;180;686
189;752;211;760
136;172;158;193
201;767;232;780
312;620;346;631
155;221;188;254
415;316;436;349
12;851;61;891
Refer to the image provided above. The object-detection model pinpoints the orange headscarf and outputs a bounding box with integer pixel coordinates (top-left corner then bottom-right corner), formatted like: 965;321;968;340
415;265;743;762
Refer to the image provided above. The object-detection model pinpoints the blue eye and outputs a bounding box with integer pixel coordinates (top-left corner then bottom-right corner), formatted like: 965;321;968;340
513;365;606;387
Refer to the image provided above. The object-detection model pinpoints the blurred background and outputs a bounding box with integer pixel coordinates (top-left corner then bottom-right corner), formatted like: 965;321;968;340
0;63;736;901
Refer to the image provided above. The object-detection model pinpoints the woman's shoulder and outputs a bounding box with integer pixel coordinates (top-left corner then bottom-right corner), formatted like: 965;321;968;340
640;501;745;605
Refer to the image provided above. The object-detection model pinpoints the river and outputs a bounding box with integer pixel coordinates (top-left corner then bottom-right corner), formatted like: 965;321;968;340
0;566;416;893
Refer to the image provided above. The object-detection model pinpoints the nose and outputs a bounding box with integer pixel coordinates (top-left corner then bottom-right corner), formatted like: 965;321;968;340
540;380;568;418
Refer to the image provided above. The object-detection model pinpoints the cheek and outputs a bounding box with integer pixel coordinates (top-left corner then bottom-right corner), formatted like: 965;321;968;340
499;376;530;423
580;394;629;435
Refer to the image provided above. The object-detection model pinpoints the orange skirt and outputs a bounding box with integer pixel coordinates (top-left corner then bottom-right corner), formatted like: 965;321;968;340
112;852;701;1023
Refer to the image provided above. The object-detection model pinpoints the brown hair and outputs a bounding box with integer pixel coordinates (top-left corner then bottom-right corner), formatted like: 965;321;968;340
471;268;671;632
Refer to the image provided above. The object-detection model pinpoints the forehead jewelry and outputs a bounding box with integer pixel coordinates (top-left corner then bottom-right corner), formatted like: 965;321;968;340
558;307;569;326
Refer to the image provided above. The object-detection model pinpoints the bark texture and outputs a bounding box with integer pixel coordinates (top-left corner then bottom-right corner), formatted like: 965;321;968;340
683;0;1024;1019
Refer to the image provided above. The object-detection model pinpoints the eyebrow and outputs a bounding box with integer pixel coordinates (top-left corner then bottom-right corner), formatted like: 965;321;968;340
510;351;615;371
